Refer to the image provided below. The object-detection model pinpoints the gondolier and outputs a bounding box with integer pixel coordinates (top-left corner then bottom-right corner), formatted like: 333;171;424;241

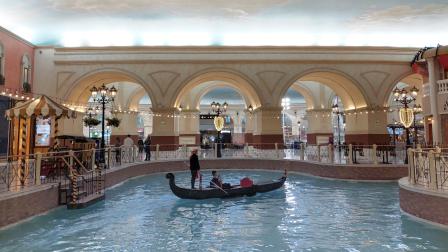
189;149;201;189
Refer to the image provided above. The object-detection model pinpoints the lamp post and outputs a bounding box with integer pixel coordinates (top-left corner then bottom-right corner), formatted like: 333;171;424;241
412;104;423;147
90;84;117;164
210;101;228;158
281;98;290;144
332;102;344;152
393;86;419;164
298;121;301;142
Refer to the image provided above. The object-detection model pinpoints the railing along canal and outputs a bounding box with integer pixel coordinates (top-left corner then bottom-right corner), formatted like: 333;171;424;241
408;147;448;191
0;143;407;195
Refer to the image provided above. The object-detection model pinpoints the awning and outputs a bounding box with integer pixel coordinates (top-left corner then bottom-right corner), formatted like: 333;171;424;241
5;95;77;119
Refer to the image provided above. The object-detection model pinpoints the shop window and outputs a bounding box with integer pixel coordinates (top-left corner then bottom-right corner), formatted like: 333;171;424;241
0;43;4;85
21;55;31;92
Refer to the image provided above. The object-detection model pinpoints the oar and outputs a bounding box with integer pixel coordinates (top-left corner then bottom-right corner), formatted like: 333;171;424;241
210;179;229;195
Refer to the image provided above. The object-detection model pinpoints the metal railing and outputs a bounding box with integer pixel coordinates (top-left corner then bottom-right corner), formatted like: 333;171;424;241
408;147;448;191
0;143;407;195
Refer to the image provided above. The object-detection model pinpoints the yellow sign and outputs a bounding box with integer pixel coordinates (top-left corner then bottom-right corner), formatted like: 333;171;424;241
214;116;224;131
399;108;414;128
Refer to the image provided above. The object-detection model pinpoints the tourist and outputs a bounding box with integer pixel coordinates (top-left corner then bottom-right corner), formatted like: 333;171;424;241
189;149;201;189
115;137;121;163
210;170;222;188
144;135;151;161
137;138;144;160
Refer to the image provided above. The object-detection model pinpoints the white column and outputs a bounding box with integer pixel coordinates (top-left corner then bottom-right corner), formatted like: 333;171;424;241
428;57;441;144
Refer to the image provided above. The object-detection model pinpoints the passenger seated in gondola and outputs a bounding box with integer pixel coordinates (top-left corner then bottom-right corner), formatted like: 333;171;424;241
210;171;223;188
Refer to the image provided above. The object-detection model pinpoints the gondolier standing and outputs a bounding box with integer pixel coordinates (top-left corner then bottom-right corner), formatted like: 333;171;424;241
189;149;201;189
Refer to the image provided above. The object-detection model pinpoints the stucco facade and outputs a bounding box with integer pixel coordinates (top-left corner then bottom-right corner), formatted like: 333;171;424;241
32;46;418;145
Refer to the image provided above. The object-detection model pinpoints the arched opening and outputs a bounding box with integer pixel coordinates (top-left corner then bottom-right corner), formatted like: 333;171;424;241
63;71;153;146
199;87;246;147
281;71;368;145
21;55;31;92
174;71;261;145
386;73;424;146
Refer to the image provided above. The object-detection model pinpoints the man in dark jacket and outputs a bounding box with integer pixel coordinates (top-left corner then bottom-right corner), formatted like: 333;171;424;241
189;149;201;189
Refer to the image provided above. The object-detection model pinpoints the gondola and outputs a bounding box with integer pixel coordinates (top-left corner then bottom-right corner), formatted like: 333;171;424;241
165;172;287;199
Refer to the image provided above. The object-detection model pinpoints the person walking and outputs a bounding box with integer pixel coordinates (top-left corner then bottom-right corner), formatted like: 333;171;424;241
189;149;201;189
144;135;152;161
137;138;144;160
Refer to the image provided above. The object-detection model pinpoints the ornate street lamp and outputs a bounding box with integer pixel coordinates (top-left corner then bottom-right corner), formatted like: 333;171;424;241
297;121;301;142
90;84;117;164
393;85;419;163
247;104;254;114
332;102;344;152
412;104;423;146
211;101;228;158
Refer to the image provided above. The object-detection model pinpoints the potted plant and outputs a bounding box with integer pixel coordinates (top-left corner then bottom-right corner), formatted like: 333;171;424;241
106;117;121;128
83;117;101;127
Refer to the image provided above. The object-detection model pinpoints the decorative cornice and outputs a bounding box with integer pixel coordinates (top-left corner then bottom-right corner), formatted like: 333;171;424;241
0;26;35;47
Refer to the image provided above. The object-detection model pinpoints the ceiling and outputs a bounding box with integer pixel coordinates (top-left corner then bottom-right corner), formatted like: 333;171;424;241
2;0;447;47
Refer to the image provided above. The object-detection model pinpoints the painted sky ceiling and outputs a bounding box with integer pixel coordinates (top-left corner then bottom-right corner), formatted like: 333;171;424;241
1;0;447;47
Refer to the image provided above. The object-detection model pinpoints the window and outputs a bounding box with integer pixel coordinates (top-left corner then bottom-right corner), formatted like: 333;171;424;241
21;55;31;92
0;43;4;85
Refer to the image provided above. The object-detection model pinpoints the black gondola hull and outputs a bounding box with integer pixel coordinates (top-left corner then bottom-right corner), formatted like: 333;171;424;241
166;173;286;200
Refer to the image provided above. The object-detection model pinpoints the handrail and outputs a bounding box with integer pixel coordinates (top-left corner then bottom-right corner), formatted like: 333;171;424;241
0;143;408;194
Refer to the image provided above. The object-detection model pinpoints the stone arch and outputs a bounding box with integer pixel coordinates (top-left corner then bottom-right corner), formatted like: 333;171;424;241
172;69;262;109
193;83;247;110
127;86;150;109
382;72;424;107
63;68;157;106
280;69;369;110
289;83;317;109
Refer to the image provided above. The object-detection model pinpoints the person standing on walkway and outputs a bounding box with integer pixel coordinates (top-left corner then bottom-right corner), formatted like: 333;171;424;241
144;135;152;161
137;138;144;160
189;149;201;189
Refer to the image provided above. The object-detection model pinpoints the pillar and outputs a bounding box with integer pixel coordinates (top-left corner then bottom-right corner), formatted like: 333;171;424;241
151;108;179;147
178;109;200;145
111;113;139;145
427;57;442;144
231;111;245;145
344;108;389;145
252;106;283;145
305;109;333;144
244;111;254;143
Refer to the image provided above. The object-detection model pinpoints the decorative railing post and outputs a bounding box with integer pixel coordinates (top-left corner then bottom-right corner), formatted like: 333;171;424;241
69;166;79;204
275;143;280;159
408;148;415;184
132;145;136;163
107;147;112;168
35;152;42;185
214;143;218;158
317;145;321;162
91;148;96;170
184;144;188;159
428;150;437;190
348;144;353;164
372;144;378;165
156;144;160;160
96;162;102;194
245;143;249;155
328;144;334;163
300;143;305;160
69;150;74;169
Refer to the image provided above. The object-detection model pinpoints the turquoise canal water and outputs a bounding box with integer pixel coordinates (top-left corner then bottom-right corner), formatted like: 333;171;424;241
1;170;448;251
